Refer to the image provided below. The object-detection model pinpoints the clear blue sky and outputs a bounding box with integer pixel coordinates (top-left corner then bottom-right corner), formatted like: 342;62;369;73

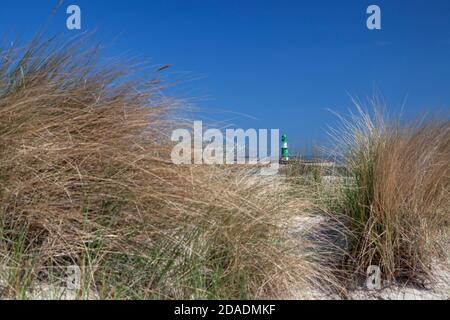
1;0;450;152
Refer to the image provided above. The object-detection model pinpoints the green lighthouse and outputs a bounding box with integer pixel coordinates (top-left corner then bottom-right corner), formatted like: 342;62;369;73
281;134;289;161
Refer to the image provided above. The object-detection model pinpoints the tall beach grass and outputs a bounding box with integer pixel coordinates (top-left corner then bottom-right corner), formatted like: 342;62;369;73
330;104;449;284
0;36;318;299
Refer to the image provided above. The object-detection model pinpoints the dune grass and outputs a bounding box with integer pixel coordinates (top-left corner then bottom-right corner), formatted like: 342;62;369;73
0;36;317;299
282;103;449;291
329;104;450;285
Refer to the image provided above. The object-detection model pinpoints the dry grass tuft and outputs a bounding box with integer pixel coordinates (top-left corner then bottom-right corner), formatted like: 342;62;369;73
0;36;314;299
331;103;450;284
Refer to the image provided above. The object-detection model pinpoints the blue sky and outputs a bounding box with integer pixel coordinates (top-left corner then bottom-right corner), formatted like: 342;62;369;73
1;0;450;152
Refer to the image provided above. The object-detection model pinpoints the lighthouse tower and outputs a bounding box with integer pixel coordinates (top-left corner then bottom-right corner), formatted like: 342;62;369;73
281;134;289;161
